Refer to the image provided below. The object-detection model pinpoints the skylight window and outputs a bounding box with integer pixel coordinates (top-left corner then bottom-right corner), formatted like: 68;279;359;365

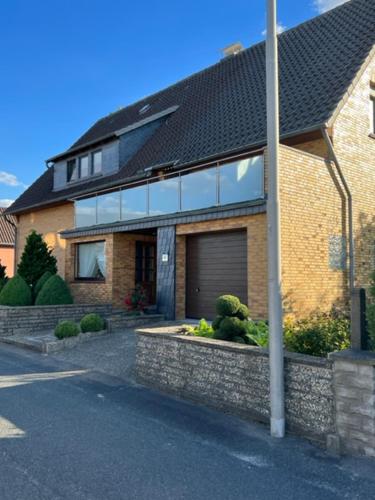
139;104;151;115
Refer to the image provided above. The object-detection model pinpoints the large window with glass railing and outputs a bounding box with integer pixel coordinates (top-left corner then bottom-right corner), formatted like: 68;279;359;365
75;155;264;228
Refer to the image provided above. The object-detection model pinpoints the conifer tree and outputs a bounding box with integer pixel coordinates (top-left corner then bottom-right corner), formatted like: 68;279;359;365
0;263;8;291
17;230;57;288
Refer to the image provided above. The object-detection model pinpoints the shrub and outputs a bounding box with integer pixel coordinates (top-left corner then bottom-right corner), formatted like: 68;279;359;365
34;271;53;300
124;284;148;312
367;303;375;350
17;230;57;288
0;263;8;291
0;275;32;306
213;328;231;341
212;316;223;331
80;313;105;333
54;320;80;339
245;321;269;347
237;304;250;320
35;275;73;305
233;336;246;344
367;271;375;350
215;295;241;317
219;317;247;338
284;314;350;358
191;319;214;338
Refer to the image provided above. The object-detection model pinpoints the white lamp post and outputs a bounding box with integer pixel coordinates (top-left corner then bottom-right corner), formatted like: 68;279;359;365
266;0;285;438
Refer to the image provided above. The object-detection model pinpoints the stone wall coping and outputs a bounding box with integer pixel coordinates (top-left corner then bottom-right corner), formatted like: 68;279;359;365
0;303;112;311
329;349;375;366
136;328;332;368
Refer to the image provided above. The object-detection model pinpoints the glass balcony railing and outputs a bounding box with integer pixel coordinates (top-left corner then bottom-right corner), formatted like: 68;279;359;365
75;154;264;228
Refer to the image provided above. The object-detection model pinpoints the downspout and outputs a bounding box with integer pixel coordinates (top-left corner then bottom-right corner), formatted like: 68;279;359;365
321;126;354;295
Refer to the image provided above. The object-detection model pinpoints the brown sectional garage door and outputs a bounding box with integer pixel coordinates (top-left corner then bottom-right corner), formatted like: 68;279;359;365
186;230;247;319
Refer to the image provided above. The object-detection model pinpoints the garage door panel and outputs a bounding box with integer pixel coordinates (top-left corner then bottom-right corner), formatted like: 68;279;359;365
186;230;247;319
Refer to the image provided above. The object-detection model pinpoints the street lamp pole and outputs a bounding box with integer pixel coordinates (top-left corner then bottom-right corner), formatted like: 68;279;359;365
266;0;285;438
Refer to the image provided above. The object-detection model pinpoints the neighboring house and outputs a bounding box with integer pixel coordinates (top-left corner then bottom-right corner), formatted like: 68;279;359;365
7;0;375;320
0;208;16;277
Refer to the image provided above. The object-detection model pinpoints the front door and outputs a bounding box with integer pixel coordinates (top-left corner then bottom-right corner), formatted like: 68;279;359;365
135;241;156;305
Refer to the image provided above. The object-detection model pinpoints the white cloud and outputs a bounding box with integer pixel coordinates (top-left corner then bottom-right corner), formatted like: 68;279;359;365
0;199;15;208
262;22;287;37
314;0;349;13
0;171;27;188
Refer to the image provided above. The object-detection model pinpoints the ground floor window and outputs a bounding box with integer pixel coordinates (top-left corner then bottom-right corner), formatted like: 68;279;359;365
76;241;106;280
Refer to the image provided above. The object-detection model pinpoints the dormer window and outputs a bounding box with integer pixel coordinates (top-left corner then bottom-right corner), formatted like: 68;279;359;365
79;155;89;178
92;150;102;174
67;149;103;183
67;159;78;182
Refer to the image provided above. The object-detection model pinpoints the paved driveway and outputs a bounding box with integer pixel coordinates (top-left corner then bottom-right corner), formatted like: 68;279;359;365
1;343;375;500
51;328;137;381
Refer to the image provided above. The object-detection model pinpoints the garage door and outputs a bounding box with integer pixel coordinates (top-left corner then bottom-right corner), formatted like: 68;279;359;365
186;230;247;319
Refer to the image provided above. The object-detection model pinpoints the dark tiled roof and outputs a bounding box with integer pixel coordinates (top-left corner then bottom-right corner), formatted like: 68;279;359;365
8;0;375;215
0;208;16;246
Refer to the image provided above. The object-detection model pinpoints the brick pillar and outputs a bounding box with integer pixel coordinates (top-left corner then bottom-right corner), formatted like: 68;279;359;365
156;226;176;320
328;350;375;458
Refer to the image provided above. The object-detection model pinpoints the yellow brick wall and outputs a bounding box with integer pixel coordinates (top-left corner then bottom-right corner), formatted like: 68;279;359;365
278;146;347;316
175;214;268;320
332;55;375;292
16;203;74;277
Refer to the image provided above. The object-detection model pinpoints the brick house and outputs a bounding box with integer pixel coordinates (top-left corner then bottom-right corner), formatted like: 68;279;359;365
0;208;16;277
7;0;375;320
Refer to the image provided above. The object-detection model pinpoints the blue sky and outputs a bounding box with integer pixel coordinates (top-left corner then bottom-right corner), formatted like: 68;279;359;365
0;0;348;207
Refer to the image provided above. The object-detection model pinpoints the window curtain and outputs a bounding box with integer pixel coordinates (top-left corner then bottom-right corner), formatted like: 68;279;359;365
78;242;106;278
97;250;106;277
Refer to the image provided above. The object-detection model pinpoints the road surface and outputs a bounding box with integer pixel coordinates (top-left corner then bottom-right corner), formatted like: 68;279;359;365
0;344;374;500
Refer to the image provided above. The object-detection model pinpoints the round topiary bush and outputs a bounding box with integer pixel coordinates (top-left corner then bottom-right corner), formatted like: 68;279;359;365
233;336;246;344
0;275;32;306
212;328;231;341
80;313;105;333
33;271;54;300
219;317;247;338
54;320;80;340
236;304;250;320
212;316;224;331
35;275;73;306
215;295;241;317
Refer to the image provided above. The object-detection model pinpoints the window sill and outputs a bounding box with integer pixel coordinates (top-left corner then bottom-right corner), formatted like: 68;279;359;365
369;133;375;140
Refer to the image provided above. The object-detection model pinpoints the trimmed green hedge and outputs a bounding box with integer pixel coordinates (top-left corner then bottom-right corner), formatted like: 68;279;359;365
0;275;32;306
54;321;80;340
35;275;73;306
34;271;54;300
80;313;105;333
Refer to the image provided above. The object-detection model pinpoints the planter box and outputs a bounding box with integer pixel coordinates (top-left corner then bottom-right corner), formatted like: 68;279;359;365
0;304;112;337
2;329;109;353
135;326;334;443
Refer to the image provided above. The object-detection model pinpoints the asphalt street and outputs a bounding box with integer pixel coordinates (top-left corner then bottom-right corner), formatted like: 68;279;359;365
0;343;374;500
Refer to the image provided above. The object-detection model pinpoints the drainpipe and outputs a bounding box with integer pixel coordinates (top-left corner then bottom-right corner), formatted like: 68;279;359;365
321;127;354;294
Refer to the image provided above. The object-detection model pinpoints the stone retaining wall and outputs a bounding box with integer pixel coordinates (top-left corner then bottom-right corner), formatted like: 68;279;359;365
135;329;334;441
0;304;112;336
329;351;375;458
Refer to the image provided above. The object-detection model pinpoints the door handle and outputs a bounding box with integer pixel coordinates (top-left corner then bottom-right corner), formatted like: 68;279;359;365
195;287;200;293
